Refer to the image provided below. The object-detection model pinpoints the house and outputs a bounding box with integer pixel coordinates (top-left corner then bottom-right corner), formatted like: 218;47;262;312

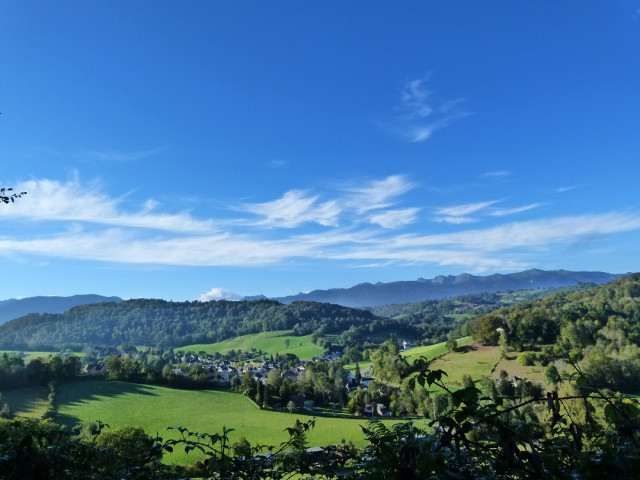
216;367;230;383
361;376;375;387
83;363;105;376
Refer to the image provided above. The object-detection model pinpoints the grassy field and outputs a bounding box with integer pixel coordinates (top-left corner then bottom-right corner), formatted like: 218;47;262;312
0;350;85;363
492;350;546;384
428;345;501;386
55;380;391;464
181;330;324;360
1;386;50;418
342;337;474;373
0;350;57;362
402;337;474;365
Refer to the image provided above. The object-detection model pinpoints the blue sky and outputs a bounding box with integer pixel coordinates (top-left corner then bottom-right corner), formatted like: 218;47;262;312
1;1;640;301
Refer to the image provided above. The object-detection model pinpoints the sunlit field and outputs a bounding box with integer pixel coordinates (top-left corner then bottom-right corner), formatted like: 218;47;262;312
181;330;324;360
428;345;501;386
402;336;474;365
55;380;396;464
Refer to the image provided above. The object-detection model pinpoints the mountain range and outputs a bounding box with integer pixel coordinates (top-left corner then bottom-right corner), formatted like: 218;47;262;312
273;269;622;307
0;295;122;325
0;270;623;326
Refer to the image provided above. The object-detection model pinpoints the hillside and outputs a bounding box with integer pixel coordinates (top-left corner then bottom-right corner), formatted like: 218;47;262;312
0;294;123;325
0;299;378;350
274;269;620;307
468;272;640;392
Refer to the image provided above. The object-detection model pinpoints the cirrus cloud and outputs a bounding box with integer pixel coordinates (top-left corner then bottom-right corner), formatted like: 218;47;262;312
0;177;214;233
1;176;639;276
394;77;469;143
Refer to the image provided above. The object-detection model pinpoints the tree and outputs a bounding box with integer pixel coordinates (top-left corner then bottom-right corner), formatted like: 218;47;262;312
240;371;257;398
255;380;264;407
94;425;161;477
354;362;362;385
347;388;367;415
47;354;64;379
517;351;536;366
232;436;252;458
544;363;562;387
105;355;125;380
62;356;81;378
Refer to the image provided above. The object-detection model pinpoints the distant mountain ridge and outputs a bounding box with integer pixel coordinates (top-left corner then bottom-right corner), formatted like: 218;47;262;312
273;269;623;307
0;295;122;325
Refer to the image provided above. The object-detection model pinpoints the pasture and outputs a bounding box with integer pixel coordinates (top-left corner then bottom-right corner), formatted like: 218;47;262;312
402;336;474;365
1;386;50;418
55;380;392;465
492;351;546;384
181;330;324;360
428;345;501;386
0;350;59;362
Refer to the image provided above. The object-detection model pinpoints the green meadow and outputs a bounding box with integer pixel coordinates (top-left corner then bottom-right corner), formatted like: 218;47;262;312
1;386;50;418
55;380;391;464
343;337;474;373
428;345;501;385
0;350;60;362
402;337;474;365
492;350;546;384
181;330;324;360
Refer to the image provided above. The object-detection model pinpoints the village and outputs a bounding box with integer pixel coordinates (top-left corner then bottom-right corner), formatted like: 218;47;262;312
82;345;396;417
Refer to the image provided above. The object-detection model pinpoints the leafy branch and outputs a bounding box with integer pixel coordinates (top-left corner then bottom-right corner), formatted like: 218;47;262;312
0;187;26;204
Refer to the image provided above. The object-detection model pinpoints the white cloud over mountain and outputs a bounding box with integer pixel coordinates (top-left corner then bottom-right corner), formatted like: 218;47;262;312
197;288;242;301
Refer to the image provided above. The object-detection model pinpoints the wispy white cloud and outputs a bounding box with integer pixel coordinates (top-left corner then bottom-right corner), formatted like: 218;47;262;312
268;159;288;168
435;216;476;225
2;176;639;275
329;246;528;272
240;190;341;228
557;185;581;193
0;178;214;233
345;175;416;213
385;213;640;251
436;201;498;217
490;203;542;217
197;287;242;301
81;147;167;162
395;77;468;143
369;208;420;229
239;175;416;227
400;78;435;119
481;171;510;178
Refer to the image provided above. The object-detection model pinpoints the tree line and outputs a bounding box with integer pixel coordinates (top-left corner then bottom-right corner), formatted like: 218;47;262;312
467;273;640;392
0;299;378;350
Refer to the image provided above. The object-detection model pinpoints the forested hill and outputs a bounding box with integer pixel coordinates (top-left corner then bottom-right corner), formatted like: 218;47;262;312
0;298;378;350
469;272;640;346
468;273;640;392
275;269;620;307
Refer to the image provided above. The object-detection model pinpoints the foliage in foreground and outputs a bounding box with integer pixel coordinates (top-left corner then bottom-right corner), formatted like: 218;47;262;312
3;359;640;479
